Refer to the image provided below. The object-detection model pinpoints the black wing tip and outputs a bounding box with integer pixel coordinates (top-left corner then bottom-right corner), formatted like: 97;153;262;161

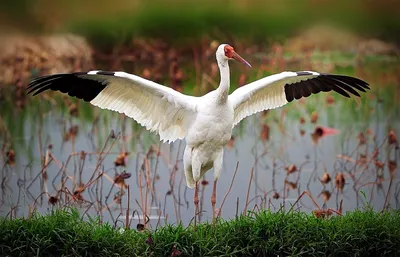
285;73;370;102
296;71;316;76
320;74;370;95
26;74;64;95
26;71;110;101
27;71;115;87
26;71;97;93
362;82;370;90
96;71;115;76
322;74;370;89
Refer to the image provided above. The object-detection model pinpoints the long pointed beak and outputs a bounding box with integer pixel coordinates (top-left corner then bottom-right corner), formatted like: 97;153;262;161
232;52;251;68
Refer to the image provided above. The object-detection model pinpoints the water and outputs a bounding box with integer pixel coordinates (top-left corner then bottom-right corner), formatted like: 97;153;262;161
1;55;399;229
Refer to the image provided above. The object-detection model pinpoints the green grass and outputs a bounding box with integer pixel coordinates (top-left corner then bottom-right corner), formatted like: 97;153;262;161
1;209;400;256
62;1;400;47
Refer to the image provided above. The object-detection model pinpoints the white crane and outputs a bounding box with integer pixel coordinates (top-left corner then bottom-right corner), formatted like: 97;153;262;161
27;44;369;223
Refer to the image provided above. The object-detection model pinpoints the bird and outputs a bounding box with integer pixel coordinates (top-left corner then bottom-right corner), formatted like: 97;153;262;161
27;43;369;223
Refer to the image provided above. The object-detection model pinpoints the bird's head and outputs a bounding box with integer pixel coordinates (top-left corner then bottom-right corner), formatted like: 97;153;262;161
216;44;251;67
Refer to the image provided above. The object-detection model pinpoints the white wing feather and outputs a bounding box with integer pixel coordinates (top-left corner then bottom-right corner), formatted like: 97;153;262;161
89;72;198;142
229;71;319;127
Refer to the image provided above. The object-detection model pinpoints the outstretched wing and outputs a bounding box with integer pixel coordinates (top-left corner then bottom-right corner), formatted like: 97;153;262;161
229;71;369;127
27;71;199;142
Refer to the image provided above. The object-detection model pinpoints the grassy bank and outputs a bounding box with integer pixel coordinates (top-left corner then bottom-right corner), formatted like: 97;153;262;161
67;1;400;47
2;1;400;46
1;209;399;256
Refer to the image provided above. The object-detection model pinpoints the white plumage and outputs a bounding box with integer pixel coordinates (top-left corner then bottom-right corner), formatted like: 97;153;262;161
88;71;198;142
27;44;369;220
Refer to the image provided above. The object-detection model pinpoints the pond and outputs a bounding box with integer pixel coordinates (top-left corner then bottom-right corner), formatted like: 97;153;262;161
0;49;399;229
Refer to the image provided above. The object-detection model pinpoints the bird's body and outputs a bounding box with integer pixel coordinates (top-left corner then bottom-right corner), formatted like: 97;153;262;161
184;89;234;187
183;51;235;187
27;43;369;222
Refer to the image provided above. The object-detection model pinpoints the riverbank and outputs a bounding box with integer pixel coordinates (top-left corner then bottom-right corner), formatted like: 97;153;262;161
0;24;397;90
1;208;399;256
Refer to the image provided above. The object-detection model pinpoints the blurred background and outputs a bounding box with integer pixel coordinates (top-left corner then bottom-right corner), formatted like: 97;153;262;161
0;0;399;228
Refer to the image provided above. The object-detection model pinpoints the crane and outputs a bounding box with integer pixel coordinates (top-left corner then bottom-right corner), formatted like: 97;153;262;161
27;44;369;224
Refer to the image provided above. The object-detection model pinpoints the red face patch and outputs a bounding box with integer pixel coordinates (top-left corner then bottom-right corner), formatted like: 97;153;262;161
224;45;235;58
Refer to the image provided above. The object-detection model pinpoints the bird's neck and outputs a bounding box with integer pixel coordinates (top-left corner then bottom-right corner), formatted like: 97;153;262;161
216;59;230;104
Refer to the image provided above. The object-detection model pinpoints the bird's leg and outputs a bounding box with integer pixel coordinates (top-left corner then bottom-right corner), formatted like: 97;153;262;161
211;180;217;223
212;149;223;224
194;182;199;229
